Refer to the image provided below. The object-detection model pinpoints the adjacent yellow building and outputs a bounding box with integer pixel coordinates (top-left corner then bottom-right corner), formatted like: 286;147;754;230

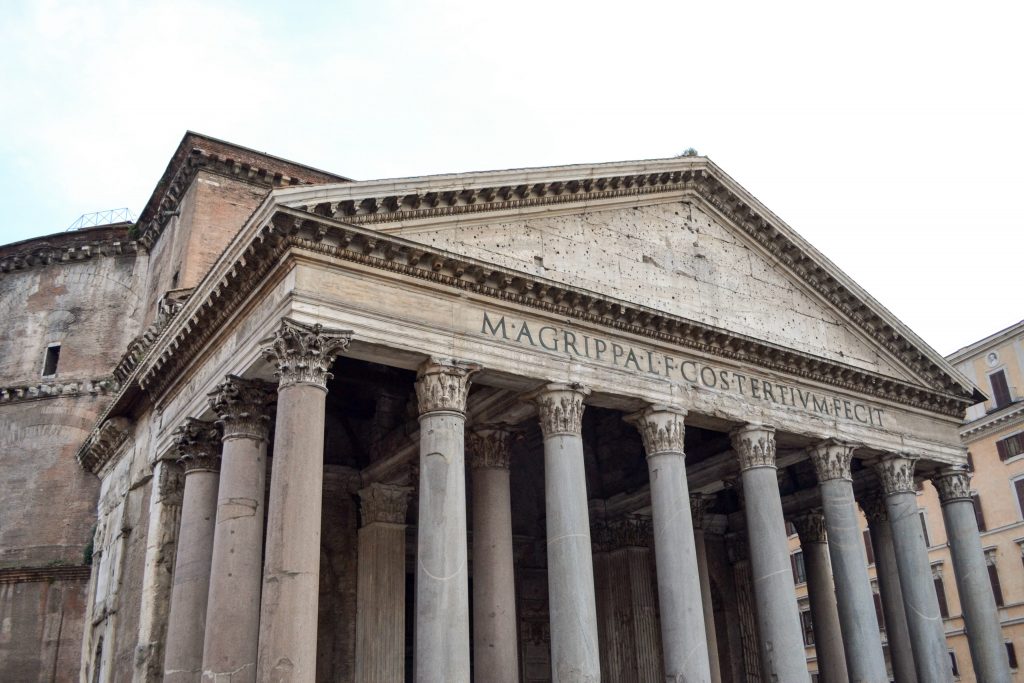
790;320;1024;681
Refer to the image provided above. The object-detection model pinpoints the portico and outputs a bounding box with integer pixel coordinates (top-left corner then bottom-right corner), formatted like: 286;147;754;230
79;153;1005;682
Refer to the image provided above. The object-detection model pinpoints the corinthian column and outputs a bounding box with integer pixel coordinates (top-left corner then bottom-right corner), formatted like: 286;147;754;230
626;405;710;683
468;426;520;683
164;419;221;683
730;425;809;682
690;495;722;683
413;359;479;683
807;440;886;682
202;375;275;683
791;511;847;683
528;383;600;683
932;465;1011;681
860;494;917;683
874;455;951;683
256;318;352;682
355;483;412;682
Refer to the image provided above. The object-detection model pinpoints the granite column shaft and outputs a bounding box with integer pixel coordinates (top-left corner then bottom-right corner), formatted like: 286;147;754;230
793;511;848;683
691;498;722;683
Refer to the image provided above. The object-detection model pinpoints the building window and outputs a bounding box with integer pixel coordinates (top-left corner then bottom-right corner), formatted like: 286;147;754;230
990;369;1012;409
863;528;875;564
1012;476;1024;520
933;563;950;619
800;609;815;646
985;550;1005;607
872;589;885;631
785;520;797;536
972;493;987;532
1007;641;1018;670
966;451;975;471
920;511;931;548
42;344;61;376
791;550;807;584
949;650;960;677
997;433;1024;461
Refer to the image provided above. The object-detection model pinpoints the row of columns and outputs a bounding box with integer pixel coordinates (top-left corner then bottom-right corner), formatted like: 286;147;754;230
160;317;1009;683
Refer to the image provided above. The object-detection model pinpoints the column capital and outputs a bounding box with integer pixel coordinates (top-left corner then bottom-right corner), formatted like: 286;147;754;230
467;425;515;470
690;493;709;529
358;483;413;526
792;509;828;544
207;375;276;441
414;358;480;415
807;439;856;482
261;317;353;389
730;424;776;471
859;493;888;524
873;454;919;496
625;404;686;456
172;418;221;473
606;516;653;549
931;465;972;505
526;382;590;438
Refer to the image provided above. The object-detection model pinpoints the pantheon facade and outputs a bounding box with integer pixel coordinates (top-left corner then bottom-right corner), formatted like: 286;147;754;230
0;133;1012;682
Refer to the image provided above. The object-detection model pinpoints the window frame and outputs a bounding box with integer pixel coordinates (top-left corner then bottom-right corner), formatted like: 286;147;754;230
41;342;61;378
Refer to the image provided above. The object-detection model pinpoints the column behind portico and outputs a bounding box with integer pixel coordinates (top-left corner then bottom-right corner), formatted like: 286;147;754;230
730;424;809;682
256;318;352;682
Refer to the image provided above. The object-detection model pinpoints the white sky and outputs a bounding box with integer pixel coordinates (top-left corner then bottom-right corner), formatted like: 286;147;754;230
1;0;1021;356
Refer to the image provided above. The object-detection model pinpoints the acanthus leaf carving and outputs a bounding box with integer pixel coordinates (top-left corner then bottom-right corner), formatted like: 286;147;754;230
172;418;221;473
262;317;353;389
414;359;480;415
808;439;856;482
358;483;412;526
467;425;515;470
528;383;590;438
791;509;828;544
208;375;276;441
730;424;776;471
874;455;919;496
626;405;686;456
931;465;972;505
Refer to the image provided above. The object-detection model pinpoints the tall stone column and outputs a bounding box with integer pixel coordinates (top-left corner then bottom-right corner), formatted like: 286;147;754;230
626;405;710;683
691;495;722;683
256;318;352;681
932;465;1011;681
791;511;848;683
874;455;951;683
860;494;917;683
413;359;478;683
355;482;412;682
164;419;221;683
528;383;601;683
730;424;809;682
202;375;275;683
808;440;887;682
468;426;520;683
725;532;762;683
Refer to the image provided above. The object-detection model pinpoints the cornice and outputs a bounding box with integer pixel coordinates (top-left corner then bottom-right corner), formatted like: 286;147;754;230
0;234;138;274
276;159;973;401
0;376;118;406
135;209;973;418
961;402;1024;441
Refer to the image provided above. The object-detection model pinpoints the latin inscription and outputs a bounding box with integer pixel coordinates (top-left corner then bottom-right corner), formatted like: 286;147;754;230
480;311;885;427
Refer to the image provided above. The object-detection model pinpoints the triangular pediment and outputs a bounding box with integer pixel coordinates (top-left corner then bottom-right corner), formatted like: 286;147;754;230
272;157;977;401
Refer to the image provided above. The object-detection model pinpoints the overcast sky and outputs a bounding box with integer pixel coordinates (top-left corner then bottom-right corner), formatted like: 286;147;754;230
2;0;1021;356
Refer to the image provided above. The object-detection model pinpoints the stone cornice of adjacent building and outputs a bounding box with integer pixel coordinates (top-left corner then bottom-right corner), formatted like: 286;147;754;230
946;318;1024;365
0;223;139;274
960;401;1024;442
134;131;350;251
0;376;119;406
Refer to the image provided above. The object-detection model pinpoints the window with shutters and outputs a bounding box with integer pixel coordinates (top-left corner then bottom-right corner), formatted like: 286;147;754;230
863;529;874;564
990;370;1012;409
1007;641;1018;670
800;609;814;646
1014;477;1024;520
934;572;950;618
972;493;987;531
920;511;931;547
966;451;974;471
791;550;807;584
988;560;1005;607
996;432;1024;461
949;650;960;677
872;590;885;631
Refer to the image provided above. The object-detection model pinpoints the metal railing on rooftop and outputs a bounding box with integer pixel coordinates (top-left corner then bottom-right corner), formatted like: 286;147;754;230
66;208;136;231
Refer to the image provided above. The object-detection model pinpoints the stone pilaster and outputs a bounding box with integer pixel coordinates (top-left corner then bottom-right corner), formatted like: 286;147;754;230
932;465;1011;681
355;483;412;682
860;494;917;683
731;424;809;682
257;318;352;682
874;455;951;683
626;405;711;683
414;359;478;683
202;375;275;683
467;426;520;683
792;510;848;683
528;382;600;682
808;440;886;682
164;419;221;683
